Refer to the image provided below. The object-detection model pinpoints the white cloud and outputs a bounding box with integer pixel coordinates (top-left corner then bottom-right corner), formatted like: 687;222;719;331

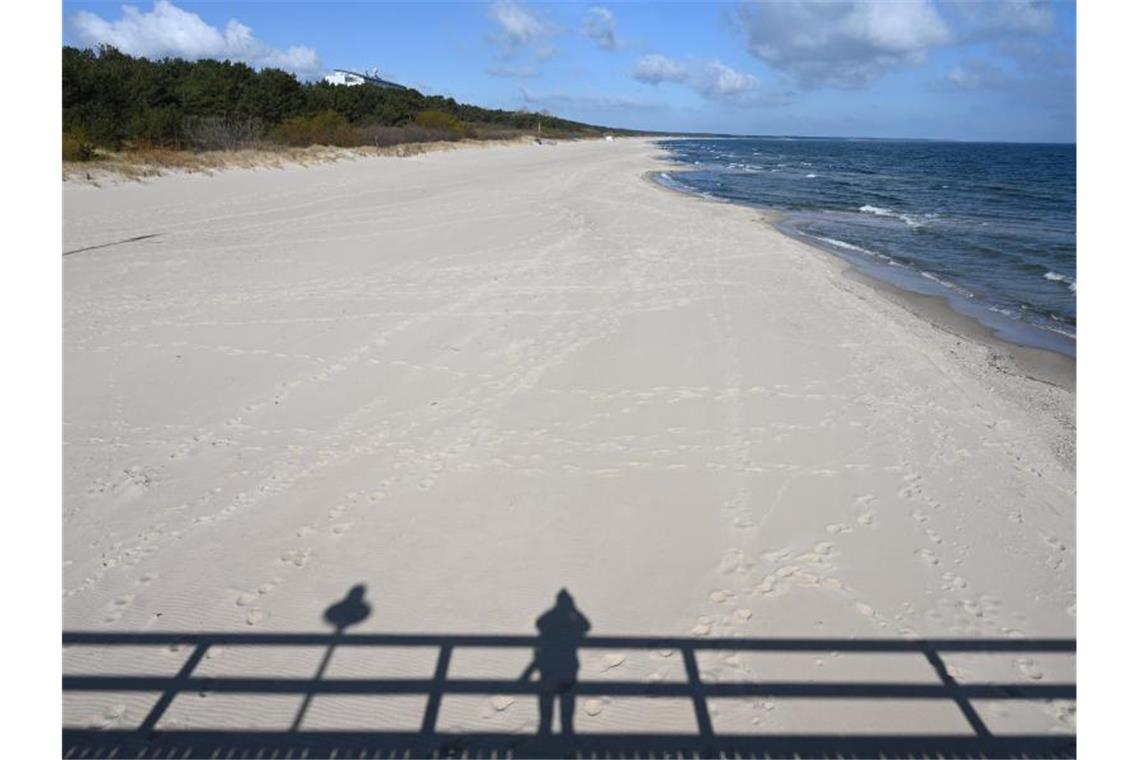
584;6;617;51
945;64;982;88
945;0;1054;37
69;0;323;79
692;62;760;100
489;0;555;57
632;55;763;104
632;54;688;85
738;0;951;89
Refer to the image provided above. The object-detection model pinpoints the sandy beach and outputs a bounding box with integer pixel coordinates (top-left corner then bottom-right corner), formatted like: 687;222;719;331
62;138;1075;752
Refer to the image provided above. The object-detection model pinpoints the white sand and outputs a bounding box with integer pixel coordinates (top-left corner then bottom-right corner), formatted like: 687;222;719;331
63;138;1075;743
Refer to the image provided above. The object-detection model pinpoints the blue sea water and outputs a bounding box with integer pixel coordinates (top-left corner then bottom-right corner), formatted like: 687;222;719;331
655;137;1076;356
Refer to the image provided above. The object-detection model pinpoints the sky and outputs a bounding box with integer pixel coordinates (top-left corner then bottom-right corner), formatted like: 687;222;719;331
60;0;1076;143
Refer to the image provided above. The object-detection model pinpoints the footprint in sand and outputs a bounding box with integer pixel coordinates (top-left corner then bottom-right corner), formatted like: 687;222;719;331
235;580;277;608
280;549;311;567
1016;657;1044;680
104;593;135;623
708;590;735;604
941;572;968;591
925;528;943;544
331;522;352;536
583;699;606;717
719;549;753;575
691;618;713;636
826;523;852;535
856;510;876;527
795;570;821;587
235;591;259;607
916;548;940;566
245;608;270;626
600;654;625;672
734;608;753;622
99;703;128;728
489;695;514;712
1049;702;1076;729
960;599;984;618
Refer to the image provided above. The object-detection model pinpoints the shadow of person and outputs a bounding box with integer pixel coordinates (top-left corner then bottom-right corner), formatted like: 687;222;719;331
520;589;591;737
291;584;372;731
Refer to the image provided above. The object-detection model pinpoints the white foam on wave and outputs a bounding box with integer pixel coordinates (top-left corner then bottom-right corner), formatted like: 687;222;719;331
988;304;1077;339
806;173;818;178
817;236;866;252
921;271;973;298
810;235;890;261
1042;322;1077;338
858;204;927;228
1044;271;1077;292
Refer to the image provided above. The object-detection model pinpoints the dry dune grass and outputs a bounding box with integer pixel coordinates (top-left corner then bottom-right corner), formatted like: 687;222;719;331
62;135;544;184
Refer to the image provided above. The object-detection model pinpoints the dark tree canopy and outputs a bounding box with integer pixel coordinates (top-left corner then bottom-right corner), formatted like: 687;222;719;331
62;45;631;152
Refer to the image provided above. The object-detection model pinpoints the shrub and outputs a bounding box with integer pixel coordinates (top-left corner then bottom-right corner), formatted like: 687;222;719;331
184;116;265;150
271;111;361;147
413;110;470;139
63;129;95;161
359;124;461;147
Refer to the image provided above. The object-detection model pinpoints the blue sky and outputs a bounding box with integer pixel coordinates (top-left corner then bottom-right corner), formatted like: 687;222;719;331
61;1;1076;142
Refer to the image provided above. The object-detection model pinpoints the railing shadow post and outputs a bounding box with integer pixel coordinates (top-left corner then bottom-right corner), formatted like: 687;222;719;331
138;640;210;734
681;644;714;744
421;643;453;734
923;644;992;738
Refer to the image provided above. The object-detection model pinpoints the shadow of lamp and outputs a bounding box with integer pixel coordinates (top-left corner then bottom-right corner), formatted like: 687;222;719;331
289;584;371;731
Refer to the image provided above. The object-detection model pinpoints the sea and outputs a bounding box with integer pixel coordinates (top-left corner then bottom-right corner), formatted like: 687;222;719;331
654;137;1076;357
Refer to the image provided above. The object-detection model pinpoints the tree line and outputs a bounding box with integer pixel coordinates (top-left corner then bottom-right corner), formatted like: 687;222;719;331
63;46;627;158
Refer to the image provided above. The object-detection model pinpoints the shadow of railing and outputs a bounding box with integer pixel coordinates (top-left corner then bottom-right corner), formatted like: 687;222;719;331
63;629;1075;759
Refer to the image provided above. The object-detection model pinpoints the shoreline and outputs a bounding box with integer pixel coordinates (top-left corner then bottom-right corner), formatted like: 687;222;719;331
646;156;1076;375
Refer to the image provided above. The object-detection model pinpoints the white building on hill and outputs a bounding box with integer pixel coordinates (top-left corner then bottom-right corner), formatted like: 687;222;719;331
323;69;407;90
